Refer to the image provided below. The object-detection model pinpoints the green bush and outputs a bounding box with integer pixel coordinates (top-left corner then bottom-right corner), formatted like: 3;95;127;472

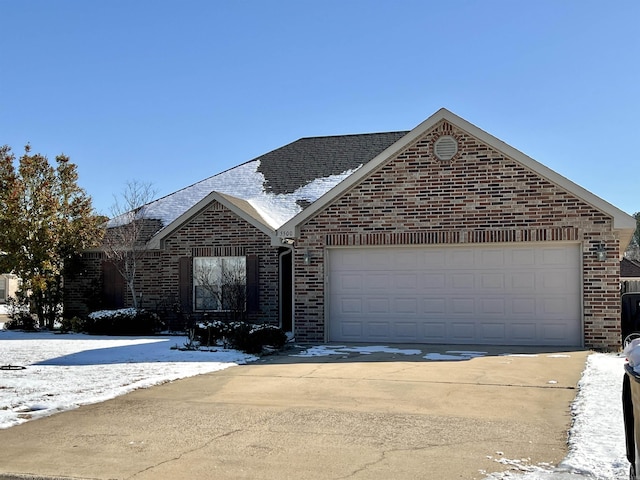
4;314;37;331
4;297;36;331
193;320;227;346
60;316;86;333
85;308;163;335
224;321;253;351
248;324;287;351
223;322;287;354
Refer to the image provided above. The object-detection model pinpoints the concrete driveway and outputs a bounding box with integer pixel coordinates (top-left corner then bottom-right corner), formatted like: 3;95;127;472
0;344;590;480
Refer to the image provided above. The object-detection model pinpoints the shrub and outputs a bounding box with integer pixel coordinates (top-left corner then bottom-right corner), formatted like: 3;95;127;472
193;320;227;347
85;308;163;335
248;324;287;351
60;316;86;333
224;321;253;351
5;297;37;331
4;314;37;331
222;322;287;354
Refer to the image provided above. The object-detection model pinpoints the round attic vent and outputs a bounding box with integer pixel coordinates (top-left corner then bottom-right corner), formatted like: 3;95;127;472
434;135;458;161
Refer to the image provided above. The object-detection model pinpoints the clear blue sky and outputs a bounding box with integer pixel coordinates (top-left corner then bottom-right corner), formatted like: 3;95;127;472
1;0;638;216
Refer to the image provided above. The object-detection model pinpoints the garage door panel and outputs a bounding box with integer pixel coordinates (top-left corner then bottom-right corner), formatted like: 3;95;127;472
451;322;476;341
512;297;537;315
480;273;505;290
395;273;418;289
541;323;572;342
423;298;446;314
395;251;418;267
364;274;389;290
328;245;582;346
422;250;446;267
511;272;536;289
340;321;363;339
395;322;418;339
449;249;475;266
369;251;393;267
511;322;537;341
422;273;447;289
340;274;363;291
368;322;391;339
367;297;390;314
480;298;506;315
452;273;474;289
542;248;571;265
339;251;365;269
480;249;505;267
423;322;447;340
480;323;506;341
451;297;475;314
395;297;418;314
510;249;536;266
337;297;362;314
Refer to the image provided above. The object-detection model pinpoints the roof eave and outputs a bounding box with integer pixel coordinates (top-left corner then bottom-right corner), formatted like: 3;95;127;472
277;108;636;249
148;191;275;250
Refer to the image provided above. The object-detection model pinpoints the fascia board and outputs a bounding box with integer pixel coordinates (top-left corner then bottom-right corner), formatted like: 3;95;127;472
446;109;636;233
214;192;276;238
277;107;636;245
147;191;275;250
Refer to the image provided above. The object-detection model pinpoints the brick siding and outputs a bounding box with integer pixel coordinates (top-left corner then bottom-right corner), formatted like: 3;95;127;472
294;120;622;350
64;200;280;328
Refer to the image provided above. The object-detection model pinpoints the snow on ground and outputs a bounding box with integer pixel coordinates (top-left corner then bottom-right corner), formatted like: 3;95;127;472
0;332;631;479
0;329;257;429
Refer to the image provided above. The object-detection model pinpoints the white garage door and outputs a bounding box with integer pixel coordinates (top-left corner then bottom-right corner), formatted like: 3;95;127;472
327;244;582;346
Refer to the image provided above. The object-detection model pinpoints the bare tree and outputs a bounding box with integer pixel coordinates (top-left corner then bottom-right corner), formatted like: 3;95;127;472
103;180;157;309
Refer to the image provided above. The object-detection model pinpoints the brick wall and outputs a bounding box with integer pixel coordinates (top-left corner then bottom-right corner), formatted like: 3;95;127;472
294;120;622;350
63;251;104;317
151;201;279;325
64;200;280;328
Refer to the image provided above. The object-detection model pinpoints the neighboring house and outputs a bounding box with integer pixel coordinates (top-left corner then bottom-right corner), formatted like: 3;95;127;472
64;108;636;350
622;258;640;294
0;273;19;304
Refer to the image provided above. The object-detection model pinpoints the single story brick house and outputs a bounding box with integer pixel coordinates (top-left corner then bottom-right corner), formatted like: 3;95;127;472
64;108;635;350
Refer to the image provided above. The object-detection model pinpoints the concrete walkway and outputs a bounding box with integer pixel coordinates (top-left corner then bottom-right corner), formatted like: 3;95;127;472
0;345;590;480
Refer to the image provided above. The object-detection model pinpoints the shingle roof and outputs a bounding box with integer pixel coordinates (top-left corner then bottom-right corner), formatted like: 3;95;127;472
127;131;409;235
256;132;409;195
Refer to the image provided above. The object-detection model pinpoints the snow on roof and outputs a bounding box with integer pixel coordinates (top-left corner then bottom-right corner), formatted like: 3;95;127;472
109;159;362;233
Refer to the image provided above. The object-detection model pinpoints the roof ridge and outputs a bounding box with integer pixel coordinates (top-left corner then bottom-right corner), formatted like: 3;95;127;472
296;131;410;141
144;158;259;208
144;132;409;209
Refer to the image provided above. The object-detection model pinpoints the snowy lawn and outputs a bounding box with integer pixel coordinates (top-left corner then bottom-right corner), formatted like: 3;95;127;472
0;323;632;480
0;329;257;429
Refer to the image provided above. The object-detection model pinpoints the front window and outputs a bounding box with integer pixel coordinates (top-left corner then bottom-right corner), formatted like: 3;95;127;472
193;257;246;311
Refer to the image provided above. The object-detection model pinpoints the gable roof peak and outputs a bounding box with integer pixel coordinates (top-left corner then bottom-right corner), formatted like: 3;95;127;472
277;108;636;252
